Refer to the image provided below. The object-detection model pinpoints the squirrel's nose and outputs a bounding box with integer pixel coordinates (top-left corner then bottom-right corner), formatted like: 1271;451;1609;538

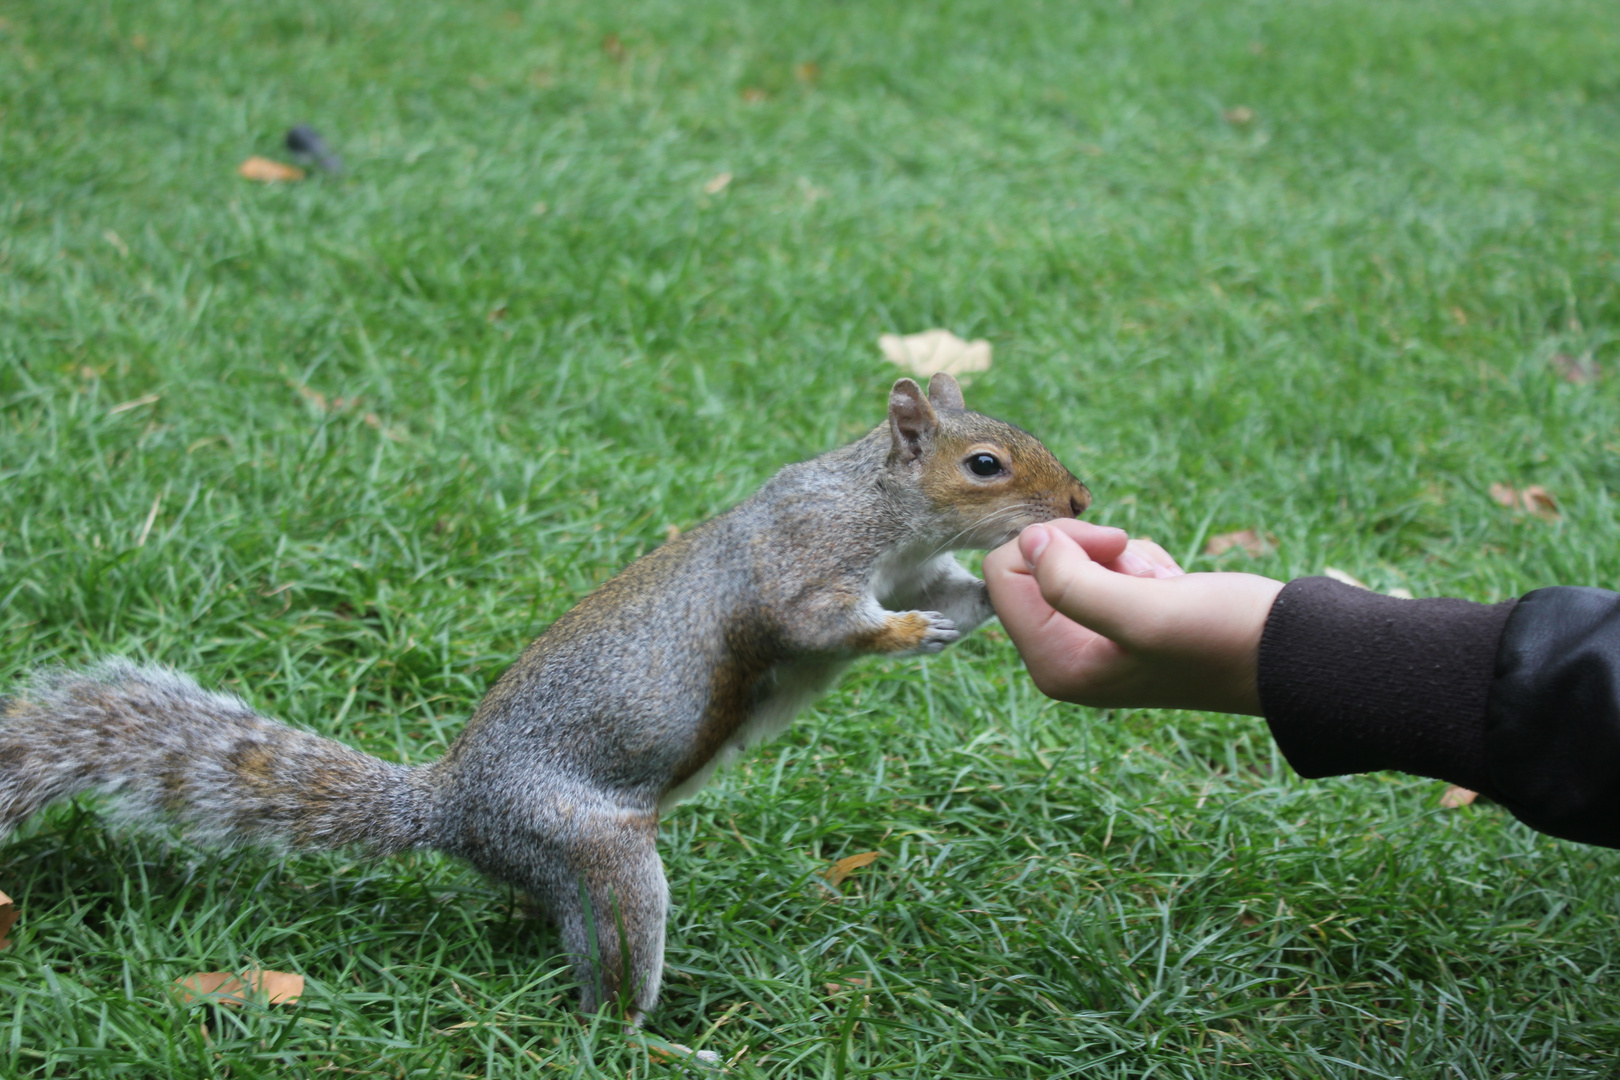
1069;488;1091;517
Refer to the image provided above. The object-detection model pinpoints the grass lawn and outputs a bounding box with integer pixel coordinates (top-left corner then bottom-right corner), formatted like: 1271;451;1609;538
4;0;1620;1075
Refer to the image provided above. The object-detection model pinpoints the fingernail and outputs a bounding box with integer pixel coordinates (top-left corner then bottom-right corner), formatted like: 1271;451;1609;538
1118;550;1154;576
1020;524;1050;569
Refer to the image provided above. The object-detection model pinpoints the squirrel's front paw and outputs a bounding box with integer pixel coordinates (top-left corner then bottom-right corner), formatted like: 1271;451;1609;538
912;611;960;654
857;610;960;654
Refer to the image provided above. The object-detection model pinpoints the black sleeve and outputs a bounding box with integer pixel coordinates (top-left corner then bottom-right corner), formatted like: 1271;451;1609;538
1257;577;1620;848
1256;577;1513;798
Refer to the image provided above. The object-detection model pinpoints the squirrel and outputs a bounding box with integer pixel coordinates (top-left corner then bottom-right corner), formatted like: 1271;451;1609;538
0;373;1090;1023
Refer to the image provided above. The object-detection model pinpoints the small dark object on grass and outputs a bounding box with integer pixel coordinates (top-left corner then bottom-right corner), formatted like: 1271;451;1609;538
286;124;342;173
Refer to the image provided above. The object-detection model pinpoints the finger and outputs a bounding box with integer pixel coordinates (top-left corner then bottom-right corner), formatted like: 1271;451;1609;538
1130;538;1184;575
1041;519;1129;564
1030;525;1165;644
984;535;1078;642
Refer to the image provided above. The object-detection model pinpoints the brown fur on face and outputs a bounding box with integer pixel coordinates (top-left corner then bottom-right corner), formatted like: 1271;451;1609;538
912;396;1090;549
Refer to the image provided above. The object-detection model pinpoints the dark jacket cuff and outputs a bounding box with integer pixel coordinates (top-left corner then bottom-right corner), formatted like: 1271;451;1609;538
1257;577;1515;796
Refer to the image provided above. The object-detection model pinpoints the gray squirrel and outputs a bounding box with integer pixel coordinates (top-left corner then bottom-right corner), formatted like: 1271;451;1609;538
0;374;1089;1022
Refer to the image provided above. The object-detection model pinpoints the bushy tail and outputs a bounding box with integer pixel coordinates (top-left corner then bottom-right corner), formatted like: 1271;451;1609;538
0;660;438;856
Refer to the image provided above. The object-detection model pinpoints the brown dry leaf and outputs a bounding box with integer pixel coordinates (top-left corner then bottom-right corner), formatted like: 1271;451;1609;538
238;156;305;183
825;851;880;888
1440;786;1478;809
1551;352;1600;384
878;329;992;380
741;87;768;103
1204;529;1274;557
794;61;821;85
601;34;626;62
0;890;17;951
1490;483;1559;520
1224;106;1255;126
174;970;304;1006
1522;486;1559;519
703;172;733;195
823;976;867;997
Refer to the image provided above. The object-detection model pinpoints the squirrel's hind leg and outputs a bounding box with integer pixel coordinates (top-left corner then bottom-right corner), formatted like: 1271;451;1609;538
525;806;668;1024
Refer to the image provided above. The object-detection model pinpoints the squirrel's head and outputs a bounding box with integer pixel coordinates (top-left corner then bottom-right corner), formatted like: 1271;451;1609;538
886;373;1091;550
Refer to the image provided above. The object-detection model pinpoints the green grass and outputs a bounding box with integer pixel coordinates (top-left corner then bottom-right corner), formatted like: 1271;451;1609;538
4;0;1620;1074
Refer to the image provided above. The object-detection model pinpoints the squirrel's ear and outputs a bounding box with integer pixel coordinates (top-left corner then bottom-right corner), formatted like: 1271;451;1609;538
888;378;939;462
926;372;965;411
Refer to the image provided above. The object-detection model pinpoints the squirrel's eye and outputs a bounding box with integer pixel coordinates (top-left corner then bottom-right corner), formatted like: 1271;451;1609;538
966;453;1003;477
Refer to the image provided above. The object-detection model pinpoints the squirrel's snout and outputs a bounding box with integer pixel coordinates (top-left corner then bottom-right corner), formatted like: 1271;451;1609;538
1069;488;1091;518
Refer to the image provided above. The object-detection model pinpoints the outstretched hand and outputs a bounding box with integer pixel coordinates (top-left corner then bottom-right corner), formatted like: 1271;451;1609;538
982;520;1284;715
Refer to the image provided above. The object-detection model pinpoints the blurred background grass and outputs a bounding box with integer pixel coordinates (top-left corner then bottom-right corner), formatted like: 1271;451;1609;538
3;0;1620;1076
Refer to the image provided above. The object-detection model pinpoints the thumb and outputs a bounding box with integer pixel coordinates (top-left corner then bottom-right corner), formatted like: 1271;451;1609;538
1026;523;1161;644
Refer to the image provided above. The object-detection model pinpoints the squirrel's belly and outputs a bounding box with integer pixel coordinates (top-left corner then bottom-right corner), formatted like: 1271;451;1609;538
656;657;847;813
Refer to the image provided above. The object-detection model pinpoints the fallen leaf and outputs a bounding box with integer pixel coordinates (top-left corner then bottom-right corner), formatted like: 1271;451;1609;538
1521;486;1558;519
1490;483;1559;520
703;172;732;195
824;851;880;889
1551;352;1600;384
741;87;767;103
1449;306;1468;326
1322;567;1369;590
878;329;992;380
487;305;508;322
0;890;17;951
1224;106;1255;126
109;392;161;415
823;976;866;996
794;61;821;85
601;33;626;62
174;970;304;1006
1204;529;1274;557
238;156;305;183
1440;786;1478;809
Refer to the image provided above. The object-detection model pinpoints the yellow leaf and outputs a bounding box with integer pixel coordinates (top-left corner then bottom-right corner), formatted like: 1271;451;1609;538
1322;567;1369;590
174;970;304;1006
878;329;992;380
238;156;305;183
1204;529;1274;557
824;851;880;888
1440;786;1478;809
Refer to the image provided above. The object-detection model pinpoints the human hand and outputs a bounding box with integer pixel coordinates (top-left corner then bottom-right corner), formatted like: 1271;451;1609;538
982;520;1284;715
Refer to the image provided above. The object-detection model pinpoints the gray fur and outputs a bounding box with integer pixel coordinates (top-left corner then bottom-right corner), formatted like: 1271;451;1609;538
0;376;1090;1023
